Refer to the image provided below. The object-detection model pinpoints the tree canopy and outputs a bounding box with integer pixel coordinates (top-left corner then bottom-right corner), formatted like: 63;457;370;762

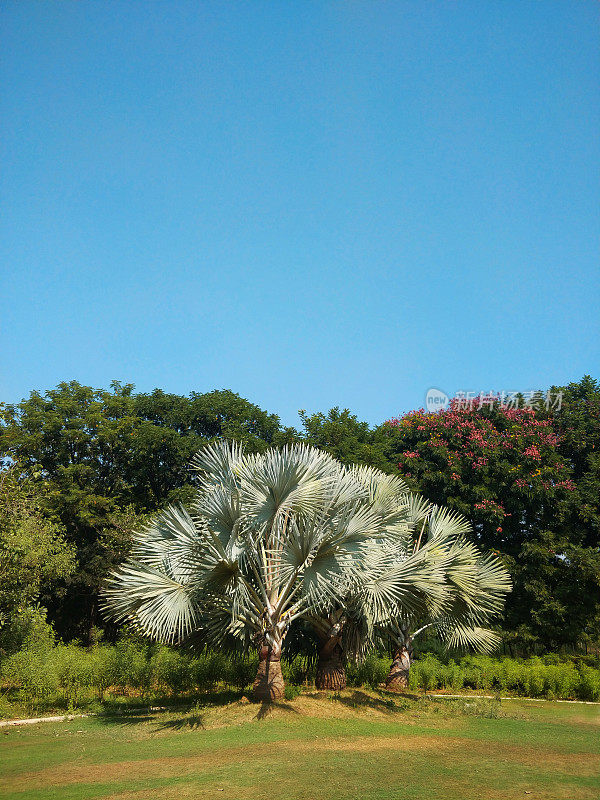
0;382;289;639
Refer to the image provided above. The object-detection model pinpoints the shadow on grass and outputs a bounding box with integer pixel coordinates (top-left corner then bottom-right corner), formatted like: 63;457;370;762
156;713;206;731
255;700;301;720
92;690;245;727
94;710;155;727
381;689;421;702
326;689;412;714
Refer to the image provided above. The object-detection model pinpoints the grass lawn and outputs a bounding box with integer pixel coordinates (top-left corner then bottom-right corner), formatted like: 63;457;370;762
1;691;598;800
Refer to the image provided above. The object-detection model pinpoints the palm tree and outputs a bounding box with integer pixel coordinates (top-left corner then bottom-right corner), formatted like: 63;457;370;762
303;499;511;693
301;467;439;690
101;441;511;700
303;531;451;690
371;503;512;691
102;442;410;700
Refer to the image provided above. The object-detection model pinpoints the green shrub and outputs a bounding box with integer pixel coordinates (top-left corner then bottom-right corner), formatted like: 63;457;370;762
459;656;491;690
227;657;258;691
404;653;600;701
543;663;578;699
0;692;13;719
577;665;600;701
113;638;152;695
190;651;227;691
541;653;563;666
525;662;545;697
0;607;55;657
447;660;465;690
496;658;521;693
153;647;192;695
89;645;119;700
284;684;302;701
411;655;441;691
348;655;391;688
1;648;59;710
54;644;95;705
2;640;599;714
282;657;313;686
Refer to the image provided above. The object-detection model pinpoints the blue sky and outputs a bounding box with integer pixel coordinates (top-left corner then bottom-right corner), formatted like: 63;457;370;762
1;2;598;427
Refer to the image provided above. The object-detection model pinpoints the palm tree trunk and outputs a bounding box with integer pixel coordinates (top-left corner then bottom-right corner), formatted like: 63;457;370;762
385;645;411;692
315;634;346;690
252;644;285;701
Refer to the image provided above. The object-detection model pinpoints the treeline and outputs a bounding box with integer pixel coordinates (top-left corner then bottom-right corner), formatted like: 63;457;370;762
1;376;599;655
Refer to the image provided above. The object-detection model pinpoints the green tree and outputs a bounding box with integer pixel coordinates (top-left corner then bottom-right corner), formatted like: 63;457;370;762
542;376;600;650
0;381;287;639
299;407;387;469
103;442;398;699
304;496;511;691
375;503;512;690
550;376;600;546
0;465;76;654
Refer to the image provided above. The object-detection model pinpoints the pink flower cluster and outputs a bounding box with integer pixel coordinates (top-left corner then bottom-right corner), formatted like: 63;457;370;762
385;398;561;475
474;499;508;519
541;479;576;492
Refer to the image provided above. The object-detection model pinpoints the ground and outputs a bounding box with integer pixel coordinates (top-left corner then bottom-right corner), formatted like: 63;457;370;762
1;690;599;800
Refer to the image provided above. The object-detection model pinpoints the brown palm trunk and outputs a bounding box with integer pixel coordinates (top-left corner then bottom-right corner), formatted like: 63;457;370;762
315;634;346;690
385;645;411;692
252;645;285;701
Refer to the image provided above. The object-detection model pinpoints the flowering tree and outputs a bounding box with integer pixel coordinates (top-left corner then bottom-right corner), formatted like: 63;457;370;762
381;396;597;650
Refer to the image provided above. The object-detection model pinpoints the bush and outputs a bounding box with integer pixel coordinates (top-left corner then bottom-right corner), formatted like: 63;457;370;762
226;657;258;691
284;684;302;701
0;607;55;657
496;658;522;693
1;648;59;710
153;647;191;695
543;663;579;699
282;657;314;686
348;655;391;688
54;644;94;705
403;652;600;700
410;655;441;691
447;660;465;690
526;662;545;697
113;638;151;695
191;651;227;691
0;692;13;719
89;645;119;700
2;641;599;714
577;665;600;701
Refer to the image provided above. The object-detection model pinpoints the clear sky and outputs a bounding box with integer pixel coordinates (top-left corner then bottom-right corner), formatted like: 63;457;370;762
1;2;598;427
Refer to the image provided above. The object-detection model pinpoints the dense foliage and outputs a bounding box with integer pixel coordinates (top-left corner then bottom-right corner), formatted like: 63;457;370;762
382;378;600;651
0;383;293;640
0;465;76;655
1;376;598;655
1;637;598;719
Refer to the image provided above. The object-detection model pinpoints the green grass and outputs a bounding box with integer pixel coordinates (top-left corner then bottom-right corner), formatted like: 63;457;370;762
1;691;599;800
